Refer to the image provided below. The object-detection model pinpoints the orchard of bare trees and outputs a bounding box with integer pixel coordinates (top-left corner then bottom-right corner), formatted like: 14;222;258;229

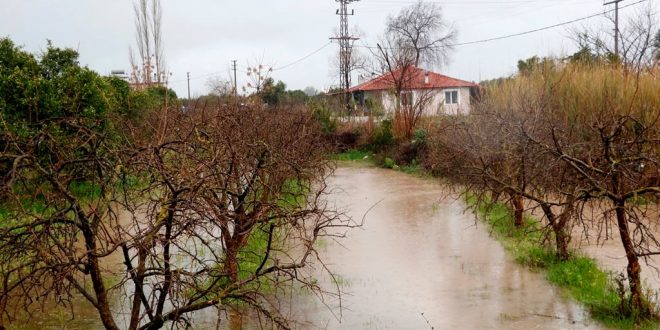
426;61;660;321
0;39;352;329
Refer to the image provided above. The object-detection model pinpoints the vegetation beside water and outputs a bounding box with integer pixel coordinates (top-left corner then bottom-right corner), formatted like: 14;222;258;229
466;195;658;329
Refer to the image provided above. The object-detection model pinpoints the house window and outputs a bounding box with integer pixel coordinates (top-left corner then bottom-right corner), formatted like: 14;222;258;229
444;90;459;105
400;92;413;107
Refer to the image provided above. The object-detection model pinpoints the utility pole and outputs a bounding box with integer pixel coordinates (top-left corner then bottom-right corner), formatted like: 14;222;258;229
232;60;238;99
604;0;624;57
330;0;359;114
186;72;191;101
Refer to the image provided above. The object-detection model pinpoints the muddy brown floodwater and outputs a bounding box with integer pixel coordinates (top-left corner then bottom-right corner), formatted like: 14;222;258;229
283;165;605;329
10;165;610;329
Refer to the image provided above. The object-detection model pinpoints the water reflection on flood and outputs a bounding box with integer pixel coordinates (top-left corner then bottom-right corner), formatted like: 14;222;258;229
282;166;603;329
10;165;607;329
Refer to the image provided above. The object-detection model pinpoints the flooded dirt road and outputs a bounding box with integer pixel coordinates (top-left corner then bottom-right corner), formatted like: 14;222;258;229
10;165;608;329
286;165;603;329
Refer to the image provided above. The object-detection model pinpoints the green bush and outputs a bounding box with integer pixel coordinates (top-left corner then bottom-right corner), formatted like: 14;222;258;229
382;157;396;169
369;119;394;151
412;128;428;146
310;100;337;135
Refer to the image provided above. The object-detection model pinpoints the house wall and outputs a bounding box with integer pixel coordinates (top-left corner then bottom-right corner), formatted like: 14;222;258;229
365;87;472;116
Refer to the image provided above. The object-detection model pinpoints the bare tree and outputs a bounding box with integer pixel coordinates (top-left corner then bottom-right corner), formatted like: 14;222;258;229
370;37;434;139
129;0;166;87
243;62;272;97
571;4;658;69
0;104;353;329
521;68;660;317
206;76;234;97
385;1;457;68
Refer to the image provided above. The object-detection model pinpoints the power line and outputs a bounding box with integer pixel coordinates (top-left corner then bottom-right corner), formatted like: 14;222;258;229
272;42;333;71
168;0;649;88
363;0;577;4
356;0;649;50
168;43;333;85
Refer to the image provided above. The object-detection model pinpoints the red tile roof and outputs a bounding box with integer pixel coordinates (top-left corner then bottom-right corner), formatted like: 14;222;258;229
348;66;478;92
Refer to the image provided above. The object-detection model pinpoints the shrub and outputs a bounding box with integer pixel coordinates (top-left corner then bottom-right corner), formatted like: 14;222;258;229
369;119;394;151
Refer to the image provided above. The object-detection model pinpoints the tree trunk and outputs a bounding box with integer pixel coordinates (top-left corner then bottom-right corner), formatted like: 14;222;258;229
512;194;524;227
79;212;119;330
614;199;646;316
541;203;570;261
224;236;242;284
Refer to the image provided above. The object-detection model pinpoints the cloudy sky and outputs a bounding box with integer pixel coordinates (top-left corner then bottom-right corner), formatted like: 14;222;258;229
1;0;657;97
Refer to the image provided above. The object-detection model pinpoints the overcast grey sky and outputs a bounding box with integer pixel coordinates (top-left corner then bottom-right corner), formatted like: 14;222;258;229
1;0;657;97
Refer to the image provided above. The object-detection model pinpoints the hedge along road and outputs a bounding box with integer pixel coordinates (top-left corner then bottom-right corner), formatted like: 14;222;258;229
284;165;605;329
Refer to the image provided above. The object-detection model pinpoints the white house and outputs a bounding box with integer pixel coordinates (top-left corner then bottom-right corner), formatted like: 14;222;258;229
348;66;479;116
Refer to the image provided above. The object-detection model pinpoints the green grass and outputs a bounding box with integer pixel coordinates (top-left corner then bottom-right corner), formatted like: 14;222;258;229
332;150;373;162
399;163;432;179
466;194;658;329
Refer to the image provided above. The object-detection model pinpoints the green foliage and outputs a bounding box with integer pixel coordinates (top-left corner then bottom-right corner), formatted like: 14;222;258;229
310;100;337;135
261;78;287;105
0;38;134;196
364;97;385;117
68;181;102;199
0;38;117;123
568;46;607;65
399;160;430;177
332;150;372;162
260;81;312;106
285;89;309;104
516;56;556;75
326;86;344;94
412;128;428;146
382;157;396;169
104;76;131;111
127;85;177;118
369;119;394;151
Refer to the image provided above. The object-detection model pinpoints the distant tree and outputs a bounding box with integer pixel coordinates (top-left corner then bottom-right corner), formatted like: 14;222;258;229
367;1;456;138
516;56;556;75
260;78;286;105
372;38;435;138
129;0;166;86
206;76;233;97
326;86;344;94
244;63;272;94
517;56;540;74
303;86;319;97
285;89;309;104
570;4;658;69
385;0;457;68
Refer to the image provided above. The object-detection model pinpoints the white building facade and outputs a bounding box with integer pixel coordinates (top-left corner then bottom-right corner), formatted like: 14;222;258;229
349;66;479;116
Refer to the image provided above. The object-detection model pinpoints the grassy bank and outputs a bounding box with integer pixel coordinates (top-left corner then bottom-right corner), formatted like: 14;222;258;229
467;195;656;329
331;149;373;162
333;150;431;178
